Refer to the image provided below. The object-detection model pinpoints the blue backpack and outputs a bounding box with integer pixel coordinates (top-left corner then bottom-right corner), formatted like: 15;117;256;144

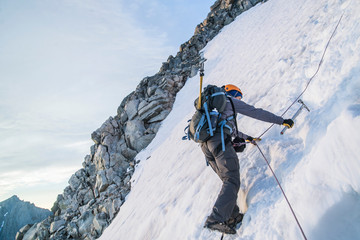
183;85;237;151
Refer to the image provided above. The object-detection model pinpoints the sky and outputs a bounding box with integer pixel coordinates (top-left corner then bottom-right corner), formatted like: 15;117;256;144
0;0;214;209
98;0;360;239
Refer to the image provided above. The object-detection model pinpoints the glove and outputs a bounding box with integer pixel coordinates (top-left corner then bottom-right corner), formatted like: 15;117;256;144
246;136;261;145
232;137;246;152
282;119;294;128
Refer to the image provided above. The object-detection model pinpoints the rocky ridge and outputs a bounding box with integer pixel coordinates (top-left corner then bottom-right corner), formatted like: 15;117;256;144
17;1;267;239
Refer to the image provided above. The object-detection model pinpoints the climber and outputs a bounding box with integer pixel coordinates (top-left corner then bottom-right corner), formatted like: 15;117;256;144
202;84;294;234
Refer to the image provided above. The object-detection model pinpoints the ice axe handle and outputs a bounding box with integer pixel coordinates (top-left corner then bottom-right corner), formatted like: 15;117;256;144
197;74;203;110
281;100;310;135
196;57;206;110
280;124;290;135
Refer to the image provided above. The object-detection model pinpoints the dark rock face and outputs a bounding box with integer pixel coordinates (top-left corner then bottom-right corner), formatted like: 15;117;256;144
0;195;51;240
17;1;268;239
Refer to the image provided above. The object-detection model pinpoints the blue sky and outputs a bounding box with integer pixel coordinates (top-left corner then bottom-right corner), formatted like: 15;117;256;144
0;0;214;209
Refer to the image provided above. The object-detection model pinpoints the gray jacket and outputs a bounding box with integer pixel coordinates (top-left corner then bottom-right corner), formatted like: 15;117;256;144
220;96;284;138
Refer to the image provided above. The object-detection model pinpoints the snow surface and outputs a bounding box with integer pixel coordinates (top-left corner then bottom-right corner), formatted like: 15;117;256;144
100;0;360;239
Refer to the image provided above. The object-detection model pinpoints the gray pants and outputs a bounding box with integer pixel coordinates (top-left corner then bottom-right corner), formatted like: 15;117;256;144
201;133;240;223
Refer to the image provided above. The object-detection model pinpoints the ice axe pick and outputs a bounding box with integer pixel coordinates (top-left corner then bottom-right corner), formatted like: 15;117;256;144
196;52;207;110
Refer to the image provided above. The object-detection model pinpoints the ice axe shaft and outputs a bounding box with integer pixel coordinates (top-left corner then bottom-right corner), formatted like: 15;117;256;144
281;99;310;135
197;53;207;110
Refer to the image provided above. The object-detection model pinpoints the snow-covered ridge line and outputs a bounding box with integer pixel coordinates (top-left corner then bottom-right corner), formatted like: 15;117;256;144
100;0;360;239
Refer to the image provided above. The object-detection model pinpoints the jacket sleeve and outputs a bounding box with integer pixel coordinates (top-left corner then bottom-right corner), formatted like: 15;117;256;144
233;98;284;125
236;130;250;139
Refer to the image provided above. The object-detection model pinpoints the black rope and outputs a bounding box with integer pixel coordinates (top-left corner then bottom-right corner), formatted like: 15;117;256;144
217;12;344;240
258;13;344;139
252;13;344;240
256;144;307;240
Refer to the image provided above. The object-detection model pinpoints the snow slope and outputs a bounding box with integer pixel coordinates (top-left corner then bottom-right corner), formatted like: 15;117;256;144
100;0;360;239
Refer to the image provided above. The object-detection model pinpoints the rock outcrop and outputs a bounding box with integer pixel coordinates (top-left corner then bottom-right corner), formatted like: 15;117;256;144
17;1;267;239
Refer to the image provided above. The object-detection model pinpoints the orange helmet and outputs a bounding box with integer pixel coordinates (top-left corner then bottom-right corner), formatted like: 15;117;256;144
224;84;243;99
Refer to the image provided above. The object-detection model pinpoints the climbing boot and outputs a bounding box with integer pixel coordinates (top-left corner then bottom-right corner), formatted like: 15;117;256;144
204;221;236;234
225;213;244;228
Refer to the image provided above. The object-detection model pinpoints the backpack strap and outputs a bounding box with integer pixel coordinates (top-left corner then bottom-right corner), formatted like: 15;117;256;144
182;122;190;140
194;114;207;142
219;117;233;151
214;135;232;154
203;102;214;137
228;97;239;134
211;92;226;97
217;97;238;152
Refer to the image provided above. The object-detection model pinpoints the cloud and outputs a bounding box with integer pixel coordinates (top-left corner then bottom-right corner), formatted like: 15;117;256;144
0;166;79;209
63;140;94;154
0;0;214;209
0;166;78;195
0;0;177;208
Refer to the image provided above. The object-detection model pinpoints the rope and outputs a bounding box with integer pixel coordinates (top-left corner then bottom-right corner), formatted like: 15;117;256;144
256;144;307;240
252;13;344;240
258;13;344;139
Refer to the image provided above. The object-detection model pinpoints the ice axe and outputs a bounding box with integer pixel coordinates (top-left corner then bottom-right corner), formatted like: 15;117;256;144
281;99;310;135
196;53;207;110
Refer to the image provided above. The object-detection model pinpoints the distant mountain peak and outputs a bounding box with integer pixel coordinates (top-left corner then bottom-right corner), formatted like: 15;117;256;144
9;195;20;201
0;196;52;240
